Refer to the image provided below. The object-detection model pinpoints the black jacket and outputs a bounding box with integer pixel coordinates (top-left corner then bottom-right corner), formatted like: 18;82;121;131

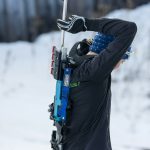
63;18;137;150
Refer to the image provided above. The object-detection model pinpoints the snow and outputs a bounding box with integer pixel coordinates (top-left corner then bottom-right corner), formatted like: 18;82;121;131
0;3;150;150
106;4;150;149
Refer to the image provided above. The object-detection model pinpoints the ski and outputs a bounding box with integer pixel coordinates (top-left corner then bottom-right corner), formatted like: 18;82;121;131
49;0;70;150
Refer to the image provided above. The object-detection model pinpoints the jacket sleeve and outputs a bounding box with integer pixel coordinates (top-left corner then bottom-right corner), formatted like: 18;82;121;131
73;18;137;82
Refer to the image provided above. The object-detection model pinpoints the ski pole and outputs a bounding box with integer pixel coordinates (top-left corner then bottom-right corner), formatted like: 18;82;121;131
61;0;68;48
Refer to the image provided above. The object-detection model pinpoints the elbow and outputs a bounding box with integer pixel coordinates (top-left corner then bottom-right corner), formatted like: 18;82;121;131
128;22;137;35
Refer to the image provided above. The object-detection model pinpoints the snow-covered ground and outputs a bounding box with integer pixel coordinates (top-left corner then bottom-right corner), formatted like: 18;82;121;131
0;3;150;150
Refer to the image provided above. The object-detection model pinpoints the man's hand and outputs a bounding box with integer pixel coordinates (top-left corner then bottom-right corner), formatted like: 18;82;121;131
57;15;87;34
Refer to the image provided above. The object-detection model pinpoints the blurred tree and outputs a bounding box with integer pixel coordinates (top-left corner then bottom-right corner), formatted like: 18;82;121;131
128;0;150;8
0;0;149;42
68;0;94;17
0;0;62;42
4;0;27;42
0;0;6;42
97;0;112;16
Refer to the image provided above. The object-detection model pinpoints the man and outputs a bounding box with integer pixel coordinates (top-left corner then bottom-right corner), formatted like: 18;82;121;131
57;15;137;150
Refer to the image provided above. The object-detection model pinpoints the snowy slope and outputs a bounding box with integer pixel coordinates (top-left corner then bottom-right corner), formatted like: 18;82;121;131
107;4;150;149
0;32;93;150
0;3;150;150
107;4;150;80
